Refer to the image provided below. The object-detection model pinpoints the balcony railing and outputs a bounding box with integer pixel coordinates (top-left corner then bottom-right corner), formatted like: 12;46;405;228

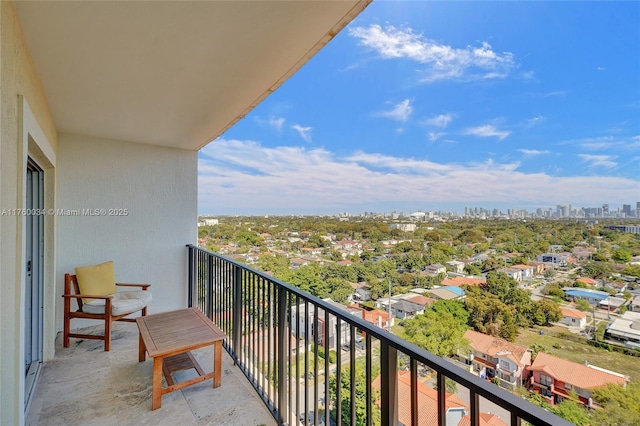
187;245;571;426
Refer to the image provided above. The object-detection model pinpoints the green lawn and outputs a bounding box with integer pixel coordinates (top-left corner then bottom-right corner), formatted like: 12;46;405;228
515;325;640;382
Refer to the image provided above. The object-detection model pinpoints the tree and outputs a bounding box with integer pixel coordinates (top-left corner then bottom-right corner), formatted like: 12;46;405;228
401;309;469;357
591;381;640;426
328;361;381;426
529;343;547;361
575;299;591;312
536;299;562;325
551;399;591;426
612;248;632;263
622;264;640;278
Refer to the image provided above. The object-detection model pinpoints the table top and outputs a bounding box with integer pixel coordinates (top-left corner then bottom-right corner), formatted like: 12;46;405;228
136;307;225;358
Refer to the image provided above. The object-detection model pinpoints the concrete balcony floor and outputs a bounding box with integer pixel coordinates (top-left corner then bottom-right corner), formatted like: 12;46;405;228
26;321;276;426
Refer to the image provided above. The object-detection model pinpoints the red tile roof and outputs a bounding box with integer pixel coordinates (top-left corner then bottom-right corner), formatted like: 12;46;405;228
464;330;530;367
576;277;598;286
407;295;436;307
372;371;468;426
529;352;626;389
458;413;507;426
560;307;587;319
441;276;486;287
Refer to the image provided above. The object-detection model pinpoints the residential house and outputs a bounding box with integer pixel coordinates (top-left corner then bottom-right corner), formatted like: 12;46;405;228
426;263;447;275
559;308;587;330
537;253;569;267
512;264;535;281
563;288;609;305
528;261;546;275
290;298;361;351
499;267;523;282
372;371;470;426
462;330;532;389
0;1;369;422
378;379;509;426
290;258;309;269
599;296;626;311
604;280;627;293
429;286;466;301
446;260;465;274
349;282;372;302
389;300;424;320
604;311;640;347
527;352;627;406
347;305;394;330
629;295;640;313
575;277;599;287
405;294;436;309
441;276;486;287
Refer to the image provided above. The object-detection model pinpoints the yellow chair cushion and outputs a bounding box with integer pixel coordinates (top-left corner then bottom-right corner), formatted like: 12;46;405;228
75;261;116;303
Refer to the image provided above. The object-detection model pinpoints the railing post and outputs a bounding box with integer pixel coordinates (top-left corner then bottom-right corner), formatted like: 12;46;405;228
380;341;398;426
437;372;445;426
232;264;242;364
277;286;287;425
207;254;214;319
187;245;194;308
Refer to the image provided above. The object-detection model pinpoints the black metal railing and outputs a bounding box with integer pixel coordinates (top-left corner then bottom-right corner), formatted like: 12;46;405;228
187;245;572;426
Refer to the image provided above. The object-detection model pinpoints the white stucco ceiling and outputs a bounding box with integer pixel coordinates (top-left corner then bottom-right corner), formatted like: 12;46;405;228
15;1;369;150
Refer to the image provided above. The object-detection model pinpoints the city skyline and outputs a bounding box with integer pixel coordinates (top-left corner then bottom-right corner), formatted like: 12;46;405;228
198;2;639;216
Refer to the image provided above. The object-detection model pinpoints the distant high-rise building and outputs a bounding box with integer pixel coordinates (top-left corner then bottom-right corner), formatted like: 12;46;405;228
622;204;632;215
602;204;609;214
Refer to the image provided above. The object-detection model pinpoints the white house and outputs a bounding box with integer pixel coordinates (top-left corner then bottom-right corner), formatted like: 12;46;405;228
559;308;587;330
446;260;465;274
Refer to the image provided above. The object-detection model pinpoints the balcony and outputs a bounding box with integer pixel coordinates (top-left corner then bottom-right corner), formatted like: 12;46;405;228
24;245;573;426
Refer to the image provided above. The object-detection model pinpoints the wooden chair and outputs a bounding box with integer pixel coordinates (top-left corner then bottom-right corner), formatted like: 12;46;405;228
63;273;151;351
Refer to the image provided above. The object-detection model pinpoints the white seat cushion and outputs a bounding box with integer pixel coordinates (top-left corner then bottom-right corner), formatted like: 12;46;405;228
83;291;152;316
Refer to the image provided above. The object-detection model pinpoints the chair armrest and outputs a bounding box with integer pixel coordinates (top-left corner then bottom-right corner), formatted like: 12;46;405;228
61;294;114;300
116;283;151;290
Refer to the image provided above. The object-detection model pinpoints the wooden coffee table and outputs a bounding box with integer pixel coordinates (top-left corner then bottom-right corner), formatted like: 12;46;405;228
136;307;226;410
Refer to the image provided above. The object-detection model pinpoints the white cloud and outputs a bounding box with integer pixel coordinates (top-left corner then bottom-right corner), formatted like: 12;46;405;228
269;116;285;131
542;90;567;98
428;132;446;142
198;139;638;214
579;154;618;169
518;149;550;157
377;99;413;122
463;125;510;141
291;124;313;143
349;24;516;82
425;113;453;128
563;135;640;151
597;66;606;71
525;114;545;128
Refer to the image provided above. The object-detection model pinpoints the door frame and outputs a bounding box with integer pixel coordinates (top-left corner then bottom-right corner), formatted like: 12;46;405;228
18;96;56;416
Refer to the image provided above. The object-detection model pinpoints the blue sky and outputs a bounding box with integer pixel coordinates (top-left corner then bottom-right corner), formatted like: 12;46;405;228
199;1;640;215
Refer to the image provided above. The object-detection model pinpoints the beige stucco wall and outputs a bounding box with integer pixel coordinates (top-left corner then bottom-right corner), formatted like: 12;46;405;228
0;2;58;424
56;133;198;327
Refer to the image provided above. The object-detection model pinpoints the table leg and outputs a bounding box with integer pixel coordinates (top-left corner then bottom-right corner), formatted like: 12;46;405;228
152;357;163;410
138;332;146;362
213;341;222;388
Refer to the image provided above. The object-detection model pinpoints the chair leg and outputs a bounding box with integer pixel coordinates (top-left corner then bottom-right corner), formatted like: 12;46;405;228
105;318;112;351
63;314;70;348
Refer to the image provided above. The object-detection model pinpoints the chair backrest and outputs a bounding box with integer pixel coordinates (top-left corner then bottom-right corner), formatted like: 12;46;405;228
64;273;84;312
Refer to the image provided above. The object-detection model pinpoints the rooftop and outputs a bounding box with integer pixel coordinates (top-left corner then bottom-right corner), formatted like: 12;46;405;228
464;330;530;367
529;352;627;389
